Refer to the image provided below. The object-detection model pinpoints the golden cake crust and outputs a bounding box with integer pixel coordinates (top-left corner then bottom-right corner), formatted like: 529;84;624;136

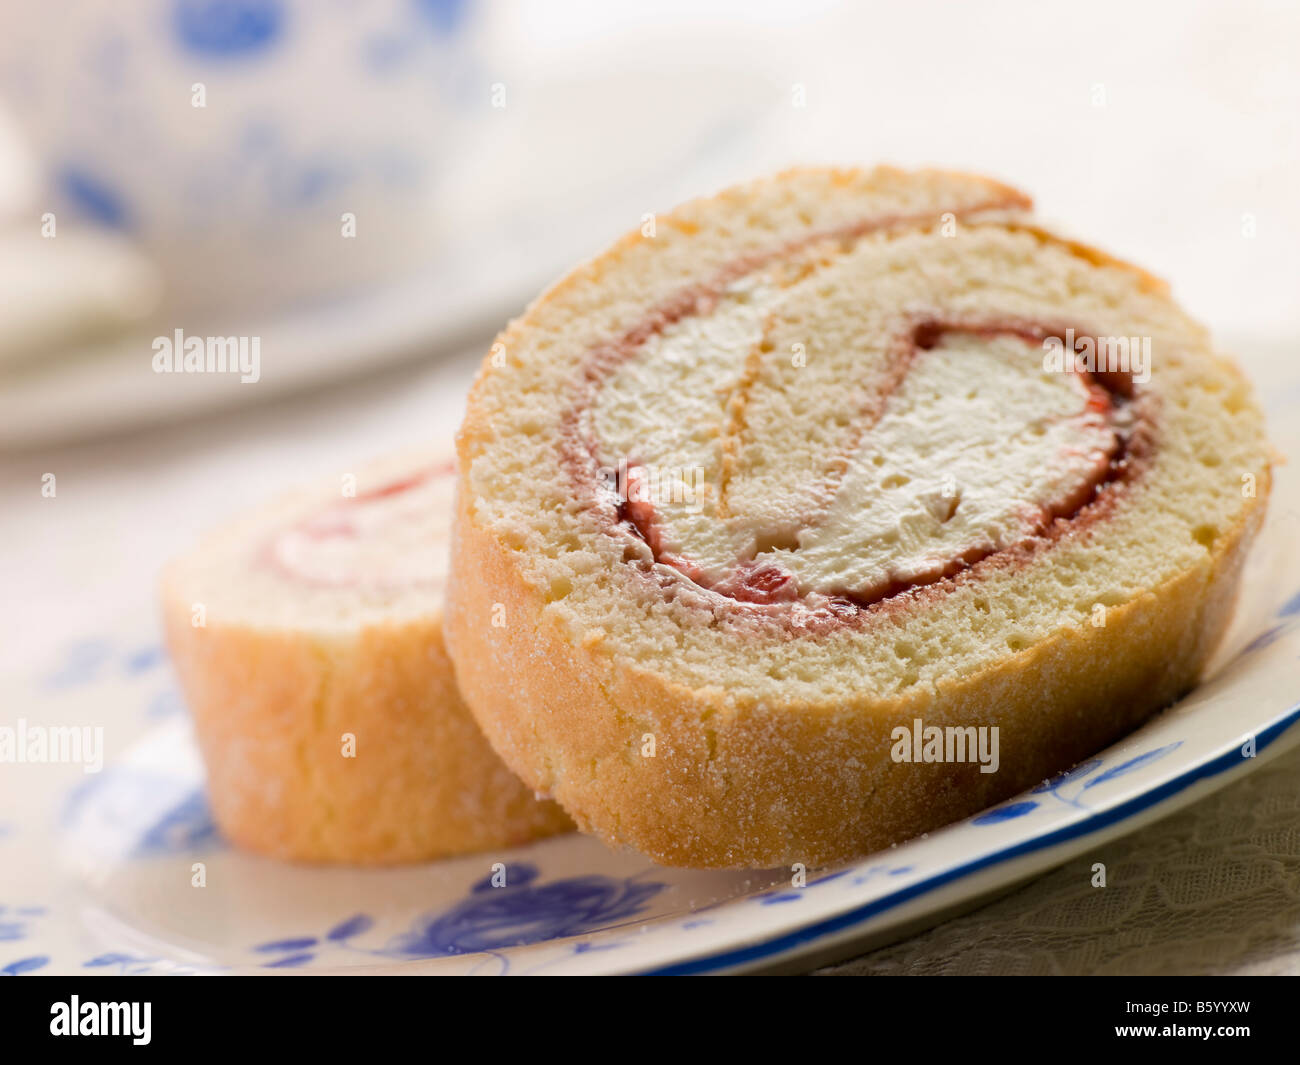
445;165;1272;869
161;459;572;866
445;463;1265;868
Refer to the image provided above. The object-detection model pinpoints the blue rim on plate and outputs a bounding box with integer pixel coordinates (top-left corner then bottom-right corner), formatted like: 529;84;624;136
646;699;1300;974
7;555;1300;975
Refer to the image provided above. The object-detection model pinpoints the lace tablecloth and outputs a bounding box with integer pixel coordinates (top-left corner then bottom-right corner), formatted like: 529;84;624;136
818;735;1300;975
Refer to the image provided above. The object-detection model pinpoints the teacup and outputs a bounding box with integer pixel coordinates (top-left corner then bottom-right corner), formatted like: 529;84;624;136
0;0;482;313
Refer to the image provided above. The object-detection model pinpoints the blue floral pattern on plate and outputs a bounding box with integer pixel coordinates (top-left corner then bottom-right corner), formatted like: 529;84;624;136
5;574;1300;974
975;742;1184;822
248;864;668;972
172;0;286;59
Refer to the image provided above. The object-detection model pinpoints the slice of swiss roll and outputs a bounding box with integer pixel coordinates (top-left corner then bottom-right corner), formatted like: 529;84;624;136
445;166;1272;869
162;449;572;864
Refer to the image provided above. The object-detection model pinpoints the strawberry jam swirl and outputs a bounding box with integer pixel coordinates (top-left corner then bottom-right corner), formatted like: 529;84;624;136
266;462;455;589
557;202;1159;628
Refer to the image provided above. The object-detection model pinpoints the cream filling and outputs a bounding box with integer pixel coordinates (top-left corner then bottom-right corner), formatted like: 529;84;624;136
267;470;453;589
774;333;1115;598
590;278;1118;600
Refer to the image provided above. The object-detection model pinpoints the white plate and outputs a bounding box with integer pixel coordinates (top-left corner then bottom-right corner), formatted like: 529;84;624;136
3;488;1298;975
